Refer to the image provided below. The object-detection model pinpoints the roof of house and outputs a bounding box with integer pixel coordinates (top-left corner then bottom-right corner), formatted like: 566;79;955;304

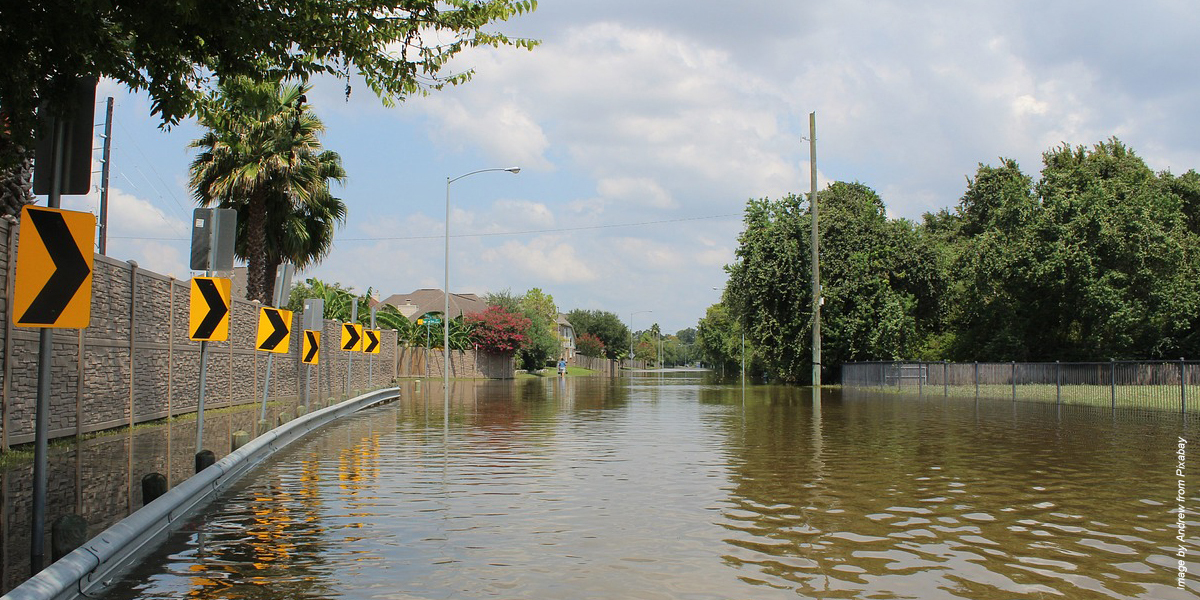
380;288;489;322
556;314;574;328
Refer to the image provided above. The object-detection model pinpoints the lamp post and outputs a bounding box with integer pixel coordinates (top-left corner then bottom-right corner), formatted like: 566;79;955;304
629;310;653;366
445;167;520;423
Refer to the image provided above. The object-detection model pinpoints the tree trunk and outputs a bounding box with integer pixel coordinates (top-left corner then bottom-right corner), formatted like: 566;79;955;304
245;192;270;304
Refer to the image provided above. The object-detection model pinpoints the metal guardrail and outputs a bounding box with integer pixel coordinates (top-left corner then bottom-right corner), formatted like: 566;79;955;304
3;387;401;600
842;360;1199;413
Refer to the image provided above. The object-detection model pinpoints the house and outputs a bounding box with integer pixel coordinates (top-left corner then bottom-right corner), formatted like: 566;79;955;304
556;314;576;359
380;288;489;322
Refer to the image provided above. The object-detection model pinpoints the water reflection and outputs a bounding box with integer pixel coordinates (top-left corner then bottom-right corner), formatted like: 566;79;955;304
84;376;1200;599
0;398;321;594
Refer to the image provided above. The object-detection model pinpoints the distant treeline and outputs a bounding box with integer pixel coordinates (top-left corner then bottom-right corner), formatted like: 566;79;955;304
699;139;1200;383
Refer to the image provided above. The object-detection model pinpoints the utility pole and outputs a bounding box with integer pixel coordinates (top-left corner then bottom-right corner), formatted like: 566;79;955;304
809;112;821;388
98;97;113;255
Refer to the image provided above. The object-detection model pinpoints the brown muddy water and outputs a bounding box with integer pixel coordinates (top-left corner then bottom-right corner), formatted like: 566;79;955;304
33;374;1200;598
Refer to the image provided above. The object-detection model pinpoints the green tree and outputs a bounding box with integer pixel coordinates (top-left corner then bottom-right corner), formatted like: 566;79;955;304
0;0;538;185
949;140;1200;360
724;184;934;382
696;303;744;375
566;309;630;359
486;288;521;312
520;288;558;325
515;288;560;370
190;78;345;305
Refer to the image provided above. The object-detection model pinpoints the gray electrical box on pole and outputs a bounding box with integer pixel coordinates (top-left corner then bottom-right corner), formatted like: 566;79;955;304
303;299;324;329
189;208;237;272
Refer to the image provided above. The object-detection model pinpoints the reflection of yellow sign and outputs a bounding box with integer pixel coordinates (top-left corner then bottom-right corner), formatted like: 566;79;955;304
363;329;381;354
14;205;95;328
189;277;230;341
302;330;320;364
341;322;363;351
255;307;292;353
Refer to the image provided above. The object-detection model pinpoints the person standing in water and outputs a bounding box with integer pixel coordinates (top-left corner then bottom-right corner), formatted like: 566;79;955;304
557;357;567;377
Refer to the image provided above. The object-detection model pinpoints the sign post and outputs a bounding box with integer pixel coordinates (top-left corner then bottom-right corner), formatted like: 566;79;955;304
367;307;377;386
341;304;361;396
302;299;323;411
189;207;235;453
25;77;98;574
257;264;293;430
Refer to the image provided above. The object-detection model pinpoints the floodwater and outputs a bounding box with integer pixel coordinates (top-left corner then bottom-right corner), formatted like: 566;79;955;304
97;373;1199;600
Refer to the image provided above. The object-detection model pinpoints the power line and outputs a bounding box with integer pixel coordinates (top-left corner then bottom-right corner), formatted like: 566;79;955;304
342;212;742;241
107;212;741;242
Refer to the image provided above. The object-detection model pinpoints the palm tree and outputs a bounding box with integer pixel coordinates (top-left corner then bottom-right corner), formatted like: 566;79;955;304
189;77;346;305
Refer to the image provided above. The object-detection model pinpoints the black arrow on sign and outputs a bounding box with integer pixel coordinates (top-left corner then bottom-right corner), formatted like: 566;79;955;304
342;324;360;350
19;209;91;325
192;279;228;339
304;331;320;363
364;330;379;353
260;309;289;351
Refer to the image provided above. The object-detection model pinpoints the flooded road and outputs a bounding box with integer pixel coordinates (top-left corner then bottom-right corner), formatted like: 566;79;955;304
91;374;1200;599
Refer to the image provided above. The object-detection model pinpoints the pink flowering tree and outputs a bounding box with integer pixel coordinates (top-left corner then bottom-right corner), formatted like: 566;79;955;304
466;306;530;353
576;332;605;357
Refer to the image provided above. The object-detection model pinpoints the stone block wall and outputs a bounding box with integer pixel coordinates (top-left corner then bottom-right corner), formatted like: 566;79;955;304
0;216;398;448
395;346;515;379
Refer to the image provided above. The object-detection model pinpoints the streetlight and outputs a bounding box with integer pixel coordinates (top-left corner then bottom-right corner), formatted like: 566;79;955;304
445;167;520;422
630;310;653;365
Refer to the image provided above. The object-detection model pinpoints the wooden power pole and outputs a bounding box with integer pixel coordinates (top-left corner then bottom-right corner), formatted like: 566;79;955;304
809;112;821;387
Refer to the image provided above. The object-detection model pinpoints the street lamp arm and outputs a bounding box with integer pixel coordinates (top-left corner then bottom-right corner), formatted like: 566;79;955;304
448;167;521;185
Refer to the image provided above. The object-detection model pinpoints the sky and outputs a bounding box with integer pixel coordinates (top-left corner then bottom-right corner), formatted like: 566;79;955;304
56;0;1200;335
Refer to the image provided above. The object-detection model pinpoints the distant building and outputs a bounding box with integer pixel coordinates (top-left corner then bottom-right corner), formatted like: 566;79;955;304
380;288;488;321
556;314;576;359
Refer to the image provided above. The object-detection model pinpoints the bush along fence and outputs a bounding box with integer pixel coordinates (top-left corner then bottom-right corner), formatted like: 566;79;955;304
841;360;1200;413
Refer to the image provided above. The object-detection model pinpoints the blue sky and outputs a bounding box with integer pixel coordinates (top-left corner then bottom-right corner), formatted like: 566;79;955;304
56;0;1200;334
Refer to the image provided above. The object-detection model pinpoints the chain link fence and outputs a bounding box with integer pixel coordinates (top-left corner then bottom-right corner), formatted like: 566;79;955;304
841;360;1199;412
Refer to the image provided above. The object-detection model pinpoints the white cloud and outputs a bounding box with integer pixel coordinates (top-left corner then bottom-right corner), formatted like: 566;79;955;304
481;236;597;283
597;177;674;209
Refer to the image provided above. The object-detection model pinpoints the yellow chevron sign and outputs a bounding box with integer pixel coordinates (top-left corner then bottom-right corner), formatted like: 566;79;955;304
363;329;381;354
14;206;95;328
256;307;292;353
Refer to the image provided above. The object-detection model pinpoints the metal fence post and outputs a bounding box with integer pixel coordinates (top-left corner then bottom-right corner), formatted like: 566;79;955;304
1011;361;1017;402
943;361;948;397
1056;360;1061;405
974;361;979;398
1181;358;1187;414
1110;359;1115;410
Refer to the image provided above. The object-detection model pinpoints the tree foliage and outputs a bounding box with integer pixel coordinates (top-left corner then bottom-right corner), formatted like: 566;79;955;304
0;0;538;173
467;306;529;353
711;138;1200;382
576;333;605;358
190;78;345;305
565;309;630;359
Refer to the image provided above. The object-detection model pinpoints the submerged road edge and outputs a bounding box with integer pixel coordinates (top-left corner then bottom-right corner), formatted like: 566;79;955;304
2;387;402;600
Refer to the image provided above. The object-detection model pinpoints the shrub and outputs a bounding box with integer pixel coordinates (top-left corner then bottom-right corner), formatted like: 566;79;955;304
466;306;530;353
576;332;605;357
